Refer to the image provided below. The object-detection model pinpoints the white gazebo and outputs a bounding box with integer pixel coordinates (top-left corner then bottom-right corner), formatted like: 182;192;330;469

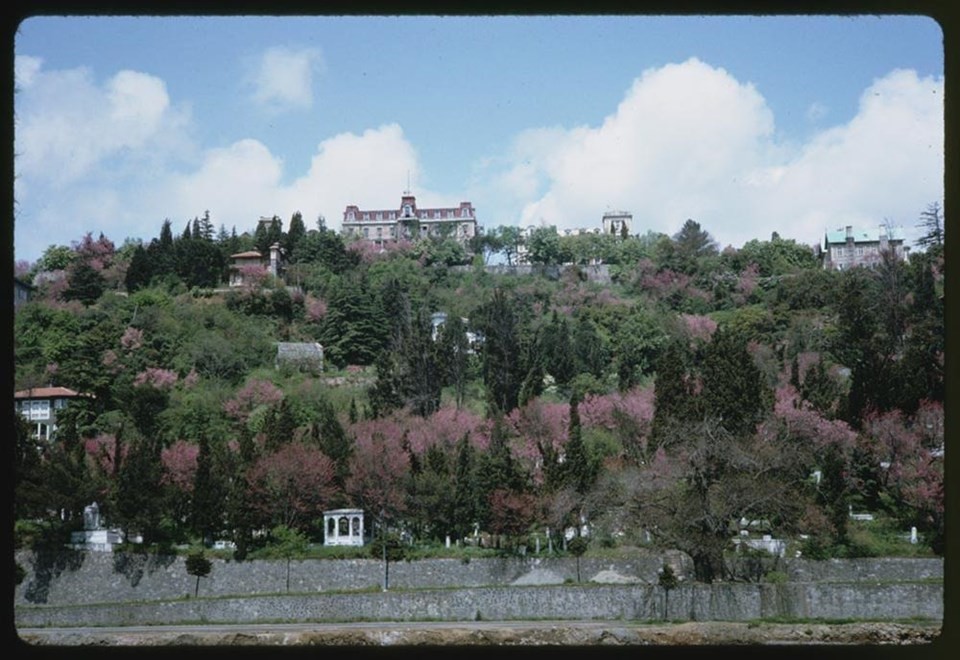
323;508;366;546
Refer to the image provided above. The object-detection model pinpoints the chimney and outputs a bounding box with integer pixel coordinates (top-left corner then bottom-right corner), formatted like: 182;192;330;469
845;226;854;246
269;243;281;277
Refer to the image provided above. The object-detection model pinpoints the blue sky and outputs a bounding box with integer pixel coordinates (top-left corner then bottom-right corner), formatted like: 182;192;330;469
13;15;944;262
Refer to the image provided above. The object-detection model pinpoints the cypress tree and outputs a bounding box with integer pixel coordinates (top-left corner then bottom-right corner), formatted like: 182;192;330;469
64;262;106;305
573;314;607;379
452;434;480;541
701;326;768;436
651;339;695;446
478;289;524;416
563;388;595;494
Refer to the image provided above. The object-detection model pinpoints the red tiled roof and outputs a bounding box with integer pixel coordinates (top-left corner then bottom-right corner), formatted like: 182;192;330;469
15;386;87;399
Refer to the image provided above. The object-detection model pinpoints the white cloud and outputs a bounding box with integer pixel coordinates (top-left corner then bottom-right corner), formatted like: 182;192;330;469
14;60;190;185
13;59;195;260
150;124;439;236
741;68;943;247
14;56;942;264
14;54;42;88
476;58;943;250
247;46;324;112
156;139;286;227
806;101;828;123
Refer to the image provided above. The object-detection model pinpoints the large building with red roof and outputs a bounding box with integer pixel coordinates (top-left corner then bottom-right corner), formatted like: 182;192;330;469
341;194;478;247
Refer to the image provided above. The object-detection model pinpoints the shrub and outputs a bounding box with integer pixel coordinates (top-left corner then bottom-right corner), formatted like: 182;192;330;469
764;571;788;584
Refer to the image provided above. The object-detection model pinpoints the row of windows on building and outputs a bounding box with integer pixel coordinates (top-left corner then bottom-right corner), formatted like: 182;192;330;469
353;223;474;239
347;208;473;222
15;397;69;421
833;245;881;258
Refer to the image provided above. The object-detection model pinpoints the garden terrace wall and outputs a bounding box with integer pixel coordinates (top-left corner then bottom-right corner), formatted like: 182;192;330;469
15;582;943;629
14;551;941;609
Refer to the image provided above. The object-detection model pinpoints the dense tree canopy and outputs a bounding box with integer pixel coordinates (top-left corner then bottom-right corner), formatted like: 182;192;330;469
14;206;944;574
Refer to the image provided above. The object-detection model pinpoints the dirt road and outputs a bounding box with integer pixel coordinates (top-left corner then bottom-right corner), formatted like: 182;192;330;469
17;620;943;646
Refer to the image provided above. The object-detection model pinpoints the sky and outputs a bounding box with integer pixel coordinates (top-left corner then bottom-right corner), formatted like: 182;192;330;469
12;14;945;263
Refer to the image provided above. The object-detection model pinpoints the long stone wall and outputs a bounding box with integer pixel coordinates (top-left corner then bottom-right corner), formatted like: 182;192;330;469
14;551;943;628
15;550;691;606
15;582;943;629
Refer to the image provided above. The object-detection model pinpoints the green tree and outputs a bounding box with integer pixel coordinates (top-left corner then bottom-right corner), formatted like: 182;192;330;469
650;340;697;446
562;389;596;495
124;244;154;292
64;262;106;305
404;306;442;417
452;434;481;541
185;551;212;597
269;524;308;593
573;314;608;380
319;274;387;366
408;443;455;541
477;289;524;415
113;426;166;546
526;226;562;265
36;244;77;272
497;226;523;266
615;308;665;391
254;216;284;255
191;433;223;545
262;398;299;452
476;414;527;529
915;201;944;254
308;398;352;493
658;562;679;619
665;219;718;275
14;413;47;521
539;311;575;386
567;535;589;583
700;326;769;436
436;314;471;409
832;267;884;427
175;236;225;289
731;234;818;277
284;211;307;259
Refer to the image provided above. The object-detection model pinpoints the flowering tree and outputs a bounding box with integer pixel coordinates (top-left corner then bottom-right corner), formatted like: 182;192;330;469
679;314;717;344
246;442;336;533
120;326;144;352
488;489;538;550
860;407;944;552
508;399;568;486
224;378;284;424
304;295;328;322
346;428;411;590
84;434;124;480
345;427;410;522
403;407;485;455
160;440;199;493
72;232;116;272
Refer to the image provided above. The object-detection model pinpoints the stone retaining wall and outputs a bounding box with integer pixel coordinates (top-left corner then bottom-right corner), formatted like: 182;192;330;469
14;551;689;606
15;551;941;608
15;582;943;629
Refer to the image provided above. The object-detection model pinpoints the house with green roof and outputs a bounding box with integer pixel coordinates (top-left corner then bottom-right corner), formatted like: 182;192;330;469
821;225;907;271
